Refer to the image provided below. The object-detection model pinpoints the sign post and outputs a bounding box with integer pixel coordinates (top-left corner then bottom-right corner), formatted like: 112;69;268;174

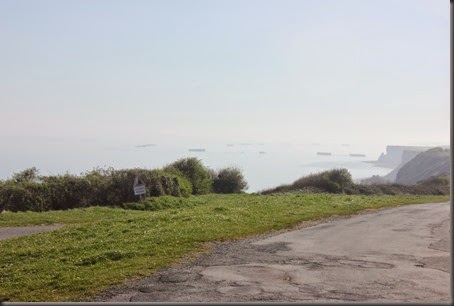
133;175;146;201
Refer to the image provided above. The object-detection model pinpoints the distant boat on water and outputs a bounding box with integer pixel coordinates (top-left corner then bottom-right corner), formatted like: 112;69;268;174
259;151;266;154
188;148;206;152
135;144;156;148
317;152;332;156
349;153;366;157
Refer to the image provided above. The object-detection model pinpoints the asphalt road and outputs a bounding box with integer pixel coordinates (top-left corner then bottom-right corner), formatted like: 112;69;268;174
0;224;64;240
97;201;451;303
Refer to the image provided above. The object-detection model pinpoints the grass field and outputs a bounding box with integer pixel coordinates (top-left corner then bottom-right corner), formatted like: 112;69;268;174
0;193;449;302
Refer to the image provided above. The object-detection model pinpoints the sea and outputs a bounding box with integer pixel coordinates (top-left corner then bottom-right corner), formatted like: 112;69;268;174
1;140;393;193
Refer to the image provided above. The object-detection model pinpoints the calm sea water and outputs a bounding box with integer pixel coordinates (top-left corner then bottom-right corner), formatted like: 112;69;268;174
1;141;392;193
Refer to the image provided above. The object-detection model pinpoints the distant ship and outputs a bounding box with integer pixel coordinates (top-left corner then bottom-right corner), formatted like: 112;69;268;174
188;148;206;152
135;144;156;148
316;152;332;156
259;151;266;154
349;153;366;157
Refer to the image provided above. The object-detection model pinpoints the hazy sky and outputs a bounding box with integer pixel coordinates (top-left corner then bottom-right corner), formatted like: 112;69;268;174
0;0;450;148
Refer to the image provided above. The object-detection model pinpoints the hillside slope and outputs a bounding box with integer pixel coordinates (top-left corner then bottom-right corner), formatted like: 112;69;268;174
395;148;451;185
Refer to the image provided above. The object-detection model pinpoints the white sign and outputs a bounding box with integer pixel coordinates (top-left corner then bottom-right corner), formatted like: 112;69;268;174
133;184;146;195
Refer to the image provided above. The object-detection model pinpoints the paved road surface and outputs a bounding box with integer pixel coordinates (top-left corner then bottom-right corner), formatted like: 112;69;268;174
0;224;64;240
97;202;451;303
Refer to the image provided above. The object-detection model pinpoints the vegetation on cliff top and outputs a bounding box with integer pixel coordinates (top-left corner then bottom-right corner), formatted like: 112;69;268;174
1;155;450;213
260;168;449;196
0;157;249;213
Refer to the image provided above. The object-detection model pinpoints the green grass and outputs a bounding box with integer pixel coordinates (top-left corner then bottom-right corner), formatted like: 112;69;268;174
0;193;449;302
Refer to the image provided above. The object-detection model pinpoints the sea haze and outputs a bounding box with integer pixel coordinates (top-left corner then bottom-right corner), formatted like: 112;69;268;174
1;139;391;192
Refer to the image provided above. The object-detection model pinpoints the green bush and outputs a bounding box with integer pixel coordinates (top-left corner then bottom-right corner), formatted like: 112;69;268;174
259;185;291;195
40;174;92;210
0;166;194;212
163;157;213;195
0;182;50;212
174;175;193;197
11;167;40;183
212;167;248;193
288;168;353;193
79;167;117;206
145;170;192;198
0;183;4;212
259;168;451;196
345;180;450;196
417;175;450;186
90;168;192;205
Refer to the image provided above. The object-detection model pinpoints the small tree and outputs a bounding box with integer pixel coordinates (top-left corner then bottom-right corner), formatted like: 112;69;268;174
327;168;353;192
212;167;248;194
12;167;40;183
163;157;213;195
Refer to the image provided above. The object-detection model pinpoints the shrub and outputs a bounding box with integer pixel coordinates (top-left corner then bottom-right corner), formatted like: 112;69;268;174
0;182;50;212
212;167;248;193
260;185;292;195
417;175;450;186
290;168;353;193
39;174;91;210
81;167;115;205
0;166;194;212
163;157;213;195
174;175;193;197
94;168;192;205
145;170;192;198
0;182;5;212
347;179;450;196
11;167;40;183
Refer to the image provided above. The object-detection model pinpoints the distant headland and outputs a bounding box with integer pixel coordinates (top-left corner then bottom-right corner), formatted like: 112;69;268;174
361;145;450;185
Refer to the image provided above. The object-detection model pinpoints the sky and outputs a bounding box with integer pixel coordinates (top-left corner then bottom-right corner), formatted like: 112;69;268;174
0;0;450;168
